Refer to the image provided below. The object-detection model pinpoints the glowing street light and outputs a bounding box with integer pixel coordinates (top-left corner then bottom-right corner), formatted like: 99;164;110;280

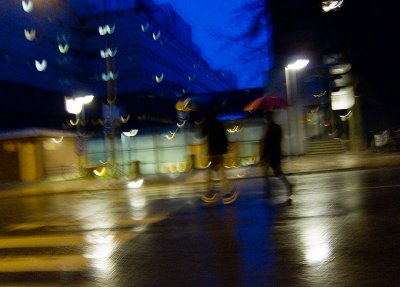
286;59;310;70
65;95;94;114
322;0;344;12
64;94;94;175
285;59;309;155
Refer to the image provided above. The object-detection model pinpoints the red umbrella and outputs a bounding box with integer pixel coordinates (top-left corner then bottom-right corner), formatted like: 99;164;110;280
243;94;290;111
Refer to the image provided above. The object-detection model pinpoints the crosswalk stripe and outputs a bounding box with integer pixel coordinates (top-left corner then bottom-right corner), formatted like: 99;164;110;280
0;255;88;272
0;214;168;274
5;215;168;232
0;234;86;249
0;231;138;273
0;204;174;277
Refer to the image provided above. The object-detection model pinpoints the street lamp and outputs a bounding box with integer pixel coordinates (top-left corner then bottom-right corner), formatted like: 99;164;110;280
285;59;309;156
121;129;143;188
65;94;94;174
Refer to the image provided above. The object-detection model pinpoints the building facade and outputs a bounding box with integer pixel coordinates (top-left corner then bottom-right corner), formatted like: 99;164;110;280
0;0;237;130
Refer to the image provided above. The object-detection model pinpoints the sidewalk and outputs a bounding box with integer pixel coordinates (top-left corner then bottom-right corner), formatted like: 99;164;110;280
282;150;400;174
1;151;400;198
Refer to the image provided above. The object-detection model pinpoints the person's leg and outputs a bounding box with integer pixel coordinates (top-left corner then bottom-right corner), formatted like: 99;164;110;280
264;164;272;198
273;165;293;196
201;155;218;203
213;154;238;204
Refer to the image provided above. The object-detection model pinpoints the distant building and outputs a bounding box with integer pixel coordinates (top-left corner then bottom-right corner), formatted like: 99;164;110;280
0;0;237;130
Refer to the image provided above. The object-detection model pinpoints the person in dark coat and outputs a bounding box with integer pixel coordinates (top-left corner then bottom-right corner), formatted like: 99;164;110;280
261;110;293;197
200;108;238;204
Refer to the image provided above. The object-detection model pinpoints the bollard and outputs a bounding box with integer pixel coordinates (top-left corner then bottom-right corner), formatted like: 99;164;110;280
130;161;141;179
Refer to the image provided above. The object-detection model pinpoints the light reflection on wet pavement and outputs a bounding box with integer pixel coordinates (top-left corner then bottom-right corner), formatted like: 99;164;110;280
0;167;399;286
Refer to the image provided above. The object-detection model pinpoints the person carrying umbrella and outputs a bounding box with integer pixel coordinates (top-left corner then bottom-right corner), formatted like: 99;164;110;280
261;110;294;197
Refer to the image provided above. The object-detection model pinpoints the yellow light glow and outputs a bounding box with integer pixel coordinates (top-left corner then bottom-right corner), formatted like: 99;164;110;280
227;125;241;133
58;44;69;53
175;98;193;112
69;119;79;126
162;130;177;140
24;29;36;41
79;95;94;105
51;137;64;144
120;114;130;123
93;167;107;177
177;162;188;172
199;161;212;169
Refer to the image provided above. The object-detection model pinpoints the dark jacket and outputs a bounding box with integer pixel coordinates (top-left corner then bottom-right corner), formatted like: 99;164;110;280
262;120;282;168
201;113;228;155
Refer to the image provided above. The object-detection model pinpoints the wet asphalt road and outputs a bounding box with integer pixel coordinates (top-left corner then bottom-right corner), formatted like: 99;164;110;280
0;167;400;286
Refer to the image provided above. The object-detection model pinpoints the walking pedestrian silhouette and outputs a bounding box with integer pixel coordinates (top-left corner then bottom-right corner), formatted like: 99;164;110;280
198;106;238;204
261;111;294;197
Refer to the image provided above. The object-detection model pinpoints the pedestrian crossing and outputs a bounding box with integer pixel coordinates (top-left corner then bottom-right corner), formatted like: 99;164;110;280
0;216;167;285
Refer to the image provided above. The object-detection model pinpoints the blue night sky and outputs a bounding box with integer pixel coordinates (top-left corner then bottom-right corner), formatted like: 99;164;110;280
154;0;271;89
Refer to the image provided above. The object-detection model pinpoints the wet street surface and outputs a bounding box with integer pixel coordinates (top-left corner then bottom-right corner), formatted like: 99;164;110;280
0;167;400;286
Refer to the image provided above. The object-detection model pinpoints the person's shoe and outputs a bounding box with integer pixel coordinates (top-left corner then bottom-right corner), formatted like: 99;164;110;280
222;188;239;205
201;191;218;203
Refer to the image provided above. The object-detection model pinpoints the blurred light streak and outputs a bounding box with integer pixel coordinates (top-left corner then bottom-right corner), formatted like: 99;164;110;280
340;110;352;121
141;22;149;32
69;118;79;126
94;167;107;177
127;178;144;189
162;129;178;140
120;114;130;123
101;71;118;81
35;60;47;72
177;120;186;128
322;0;344;12
154;73;164;83
22;0;33;12
227;125;241;133
98;24;115;35
51;137;64;143
100;48;117;58
122;129;138;137
24;29;36;41
286;59;309;70
152;30;161;40
58;44;69;53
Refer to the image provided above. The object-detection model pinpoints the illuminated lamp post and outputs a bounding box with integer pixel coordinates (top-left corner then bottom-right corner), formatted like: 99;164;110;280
64;95;94;175
121;129;143;188
285;59;309;155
